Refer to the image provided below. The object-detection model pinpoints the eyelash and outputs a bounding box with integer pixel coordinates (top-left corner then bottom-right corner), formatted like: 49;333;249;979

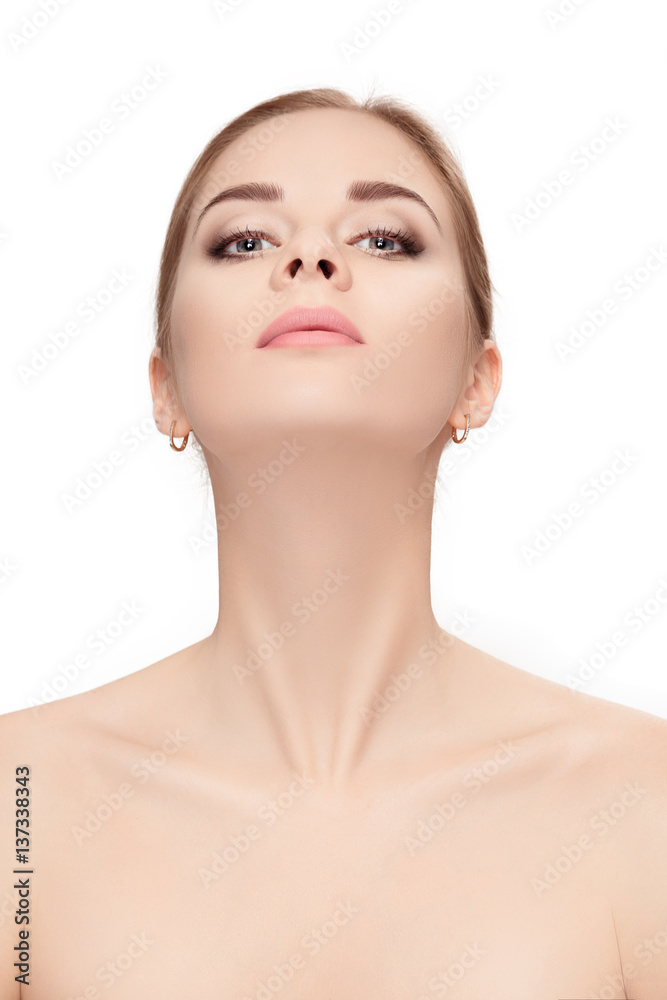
205;224;425;262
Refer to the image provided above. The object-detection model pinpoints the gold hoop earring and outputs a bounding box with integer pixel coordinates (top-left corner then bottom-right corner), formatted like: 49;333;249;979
169;420;190;452
452;413;470;444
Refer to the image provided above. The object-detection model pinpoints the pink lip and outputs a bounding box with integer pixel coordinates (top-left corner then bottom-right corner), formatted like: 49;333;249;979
256;306;364;349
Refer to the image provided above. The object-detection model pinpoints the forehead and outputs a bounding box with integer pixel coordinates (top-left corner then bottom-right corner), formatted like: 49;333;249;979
192;107;453;226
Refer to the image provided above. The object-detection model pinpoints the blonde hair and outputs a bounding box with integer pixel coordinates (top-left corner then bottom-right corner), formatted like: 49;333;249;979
154;85;494;378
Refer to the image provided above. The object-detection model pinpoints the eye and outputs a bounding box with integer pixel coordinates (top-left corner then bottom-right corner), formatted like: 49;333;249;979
356;235;400;252
206;226;277;260
353;225;423;257
205;223;424;262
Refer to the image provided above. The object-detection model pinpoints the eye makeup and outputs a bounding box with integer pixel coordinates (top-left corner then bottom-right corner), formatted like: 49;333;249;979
205;222;426;262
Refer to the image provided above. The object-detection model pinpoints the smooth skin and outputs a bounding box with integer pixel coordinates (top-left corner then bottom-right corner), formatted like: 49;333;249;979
1;108;666;998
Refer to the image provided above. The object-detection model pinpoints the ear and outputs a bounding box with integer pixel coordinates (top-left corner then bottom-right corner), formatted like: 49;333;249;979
448;339;503;434
148;347;191;440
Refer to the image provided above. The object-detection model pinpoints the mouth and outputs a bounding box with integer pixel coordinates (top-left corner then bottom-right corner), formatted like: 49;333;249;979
256;306;365;349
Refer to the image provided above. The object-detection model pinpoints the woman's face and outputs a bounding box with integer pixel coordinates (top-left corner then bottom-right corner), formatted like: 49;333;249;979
167;107;472;463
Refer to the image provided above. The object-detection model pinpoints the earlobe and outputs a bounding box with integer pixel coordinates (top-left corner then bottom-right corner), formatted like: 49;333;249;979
169;421;190;452
452;413;471;444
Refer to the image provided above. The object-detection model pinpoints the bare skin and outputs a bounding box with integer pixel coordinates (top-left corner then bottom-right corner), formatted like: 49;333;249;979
2;107;666;997
1;640;667;998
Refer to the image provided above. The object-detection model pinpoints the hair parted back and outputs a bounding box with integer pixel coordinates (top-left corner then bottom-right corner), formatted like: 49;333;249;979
154;84;494;377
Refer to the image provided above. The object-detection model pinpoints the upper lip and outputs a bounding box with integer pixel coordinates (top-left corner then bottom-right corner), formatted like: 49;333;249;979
256;306;365;348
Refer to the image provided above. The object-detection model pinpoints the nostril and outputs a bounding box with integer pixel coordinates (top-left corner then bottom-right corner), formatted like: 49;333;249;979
288;259;333;278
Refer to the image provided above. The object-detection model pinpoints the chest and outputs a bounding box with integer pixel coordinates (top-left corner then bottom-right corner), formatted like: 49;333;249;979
27;767;626;998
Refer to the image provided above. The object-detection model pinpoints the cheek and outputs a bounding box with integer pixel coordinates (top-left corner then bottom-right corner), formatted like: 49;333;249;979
167;270;243;438
170;268;226;365
354;280;469;453
380;274;468;395
169;262;255;405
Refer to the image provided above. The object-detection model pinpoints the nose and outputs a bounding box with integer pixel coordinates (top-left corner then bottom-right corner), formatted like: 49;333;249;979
270;226;352;291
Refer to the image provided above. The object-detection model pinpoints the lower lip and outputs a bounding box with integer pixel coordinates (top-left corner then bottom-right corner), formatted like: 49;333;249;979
261;329;361;349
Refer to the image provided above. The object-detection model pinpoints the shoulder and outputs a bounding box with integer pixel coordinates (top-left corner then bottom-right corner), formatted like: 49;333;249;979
573;697;667;997
452;634;667;845
465;638;667;996
585;704;667;998
0;673;134;760
0;650;183;832
0;637;203;753
453;632;667;754
0;639;204;824
0;648;196;996
487;638;667;786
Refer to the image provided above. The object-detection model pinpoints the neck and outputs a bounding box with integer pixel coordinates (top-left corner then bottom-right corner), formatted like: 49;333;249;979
193;424;458;787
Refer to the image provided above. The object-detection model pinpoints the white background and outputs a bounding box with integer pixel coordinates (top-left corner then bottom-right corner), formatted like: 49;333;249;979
1;0;665;718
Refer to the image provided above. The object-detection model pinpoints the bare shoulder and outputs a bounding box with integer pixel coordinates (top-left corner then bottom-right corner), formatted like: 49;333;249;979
460;637;667;996
0;637;204;751
0;640;204;820
454;632;667;758
568;695;667;996
452;633;667;834
0;644;203;997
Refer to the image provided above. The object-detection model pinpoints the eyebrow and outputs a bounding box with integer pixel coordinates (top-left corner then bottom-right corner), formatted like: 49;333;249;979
192;179;442;236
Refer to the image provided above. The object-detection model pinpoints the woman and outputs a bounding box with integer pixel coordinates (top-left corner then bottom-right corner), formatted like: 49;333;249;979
2;87;666;998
